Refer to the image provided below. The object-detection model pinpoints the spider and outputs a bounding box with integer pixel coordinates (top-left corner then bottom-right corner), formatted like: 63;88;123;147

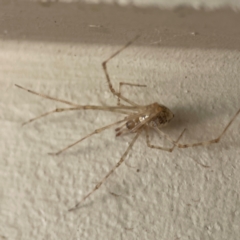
15;36;240;211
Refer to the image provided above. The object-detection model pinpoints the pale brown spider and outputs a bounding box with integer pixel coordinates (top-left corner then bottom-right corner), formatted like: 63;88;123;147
15;36;240;211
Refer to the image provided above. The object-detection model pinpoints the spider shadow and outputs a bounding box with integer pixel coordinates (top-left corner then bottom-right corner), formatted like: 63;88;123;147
163;101;239;148
169;98;232;131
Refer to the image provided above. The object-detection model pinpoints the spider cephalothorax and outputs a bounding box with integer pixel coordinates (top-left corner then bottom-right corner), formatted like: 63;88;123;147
147;103;174;128
124;103;174;133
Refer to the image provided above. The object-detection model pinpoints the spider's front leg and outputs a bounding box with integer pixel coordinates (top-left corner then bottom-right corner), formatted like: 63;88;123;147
101;35;141;106
117;82;147;106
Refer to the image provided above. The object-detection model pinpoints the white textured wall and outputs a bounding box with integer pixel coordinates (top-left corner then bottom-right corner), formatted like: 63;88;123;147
0;1;240;240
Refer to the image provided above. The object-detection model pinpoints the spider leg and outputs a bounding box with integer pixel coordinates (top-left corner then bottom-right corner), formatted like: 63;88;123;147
102;35;141;107
152;127;211;167
146;127;186;152
21;107;82;126
117;82;147;106
48;119;127;155
21;106;135;125
68;128;143;211
15;84;80;106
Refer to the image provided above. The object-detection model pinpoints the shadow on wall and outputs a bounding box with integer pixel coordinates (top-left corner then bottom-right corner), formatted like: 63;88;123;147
0;1;240;50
